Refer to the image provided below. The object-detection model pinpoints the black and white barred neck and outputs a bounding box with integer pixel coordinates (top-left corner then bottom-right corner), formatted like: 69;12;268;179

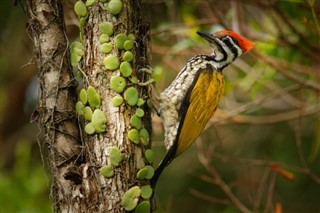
207;35;243;70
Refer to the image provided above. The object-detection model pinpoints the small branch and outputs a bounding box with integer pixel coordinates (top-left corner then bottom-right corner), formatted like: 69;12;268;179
294;120;308;168
219;105;320;124
207;84;301;125
263;173;277;213
253;168;271;212
191;173;220;185
209;104;319;126
307;0;320;45
233;59;305;109
253;51;320;91
150;18;218;36
273;3;320;54
211;151;320;184
197;142;254;213
189;188;231;205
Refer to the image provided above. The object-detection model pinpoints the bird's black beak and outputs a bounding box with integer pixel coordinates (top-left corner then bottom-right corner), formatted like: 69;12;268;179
197;31;225;54
197;31;217;44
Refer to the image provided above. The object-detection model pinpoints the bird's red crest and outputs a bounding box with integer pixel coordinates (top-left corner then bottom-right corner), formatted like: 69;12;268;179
215;30;254;53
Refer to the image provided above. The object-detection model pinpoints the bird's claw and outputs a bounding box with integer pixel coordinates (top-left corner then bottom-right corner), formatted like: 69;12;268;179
138;65;153;75
138;79;155;86
137;65;155;86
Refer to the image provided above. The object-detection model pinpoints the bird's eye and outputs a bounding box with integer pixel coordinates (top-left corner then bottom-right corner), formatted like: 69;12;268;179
226;36;239;46
221;36;229;42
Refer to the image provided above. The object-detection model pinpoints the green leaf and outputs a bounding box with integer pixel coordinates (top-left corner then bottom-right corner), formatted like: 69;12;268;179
84;122;95;135
70;52;82;67
136;167;148;180
92;109;107;133
109;146;123;167
144;149;154;164
85;0;95;6
79;89;87;105
130;77;139;84
100;43;113;54
99;34;110;43
122;51;133;62
83;106;93;121
107;0;123;15
135;201;150;213
103;55;120;70
100;165;114;178
110;76;126;93
120;61;133;77
112;96;124;107
140;185;153;199
121;186;141;211
124;40;134;51
92;109;107;123
124;87;139;106
128;34;136;41
145;166;154;180
71;41;84;51
128;129;140;144
87;86;101;108
115;33;128;50
139;128;149;145
130;114;142;130
74;1;88;17
99;21;114;36
75;101;85;115
135;108;145;118
137;98;145;107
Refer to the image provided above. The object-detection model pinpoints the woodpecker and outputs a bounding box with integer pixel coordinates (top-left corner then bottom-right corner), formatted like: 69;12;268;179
151;30;254;188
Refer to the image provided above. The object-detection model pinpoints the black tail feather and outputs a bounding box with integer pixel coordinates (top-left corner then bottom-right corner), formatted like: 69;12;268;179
151;146;176;189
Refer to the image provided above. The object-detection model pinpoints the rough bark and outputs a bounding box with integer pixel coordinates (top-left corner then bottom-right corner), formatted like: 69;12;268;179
24;0;82;212
79;0;151;212
24;0;151;212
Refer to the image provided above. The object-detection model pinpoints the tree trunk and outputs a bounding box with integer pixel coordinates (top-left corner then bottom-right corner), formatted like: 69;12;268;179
24;0;151;212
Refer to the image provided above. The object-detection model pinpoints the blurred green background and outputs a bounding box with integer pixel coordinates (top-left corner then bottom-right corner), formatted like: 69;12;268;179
1;0;319;212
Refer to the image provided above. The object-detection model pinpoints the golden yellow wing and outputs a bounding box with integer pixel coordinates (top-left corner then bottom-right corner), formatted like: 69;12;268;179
175;69;224;156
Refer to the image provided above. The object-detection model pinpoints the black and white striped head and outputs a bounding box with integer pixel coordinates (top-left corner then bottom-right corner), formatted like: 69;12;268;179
197;30;254;69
